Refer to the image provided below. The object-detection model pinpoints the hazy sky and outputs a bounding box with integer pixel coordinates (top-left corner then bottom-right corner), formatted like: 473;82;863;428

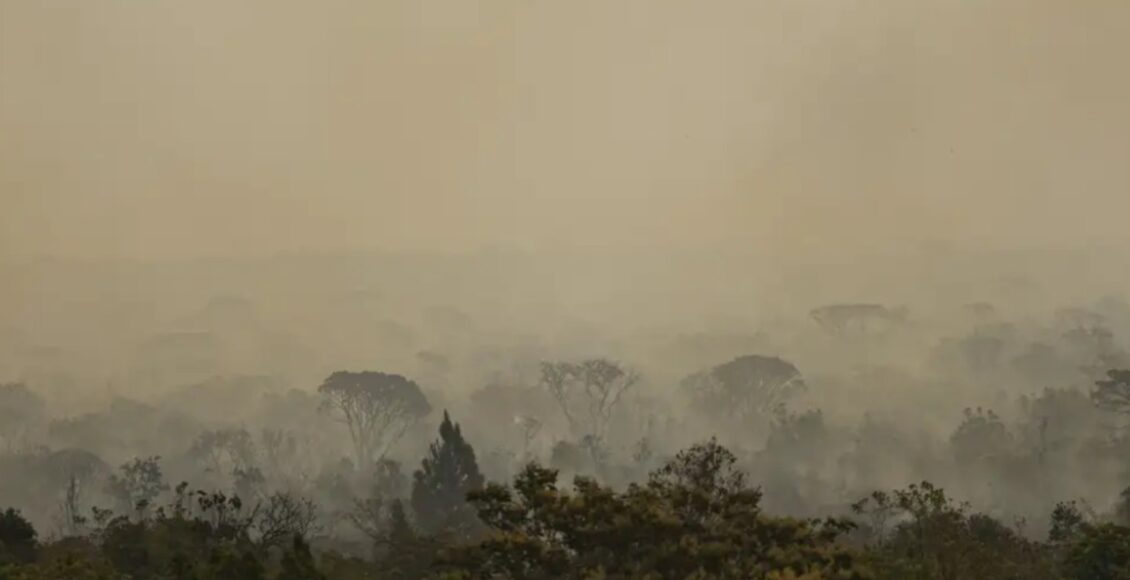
2;0;1128;260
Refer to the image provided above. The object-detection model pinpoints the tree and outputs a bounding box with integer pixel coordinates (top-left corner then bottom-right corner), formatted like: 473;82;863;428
380;500;441;579
317;371;431;471
962;302;997;322
1050;502;1130;580
538;359;638;440
1093;369;1130;415
252;492;321;551
188;428;257;479
0;508;38;565
411;411;485;537
1117;487;1130;527
681;355;806;422
810;303;907;336
258;429;319;491
646;437;751;524
343;495;438;577
38;449;109;536
1062;523;1130;580
277;535;326;580
853;482;1060;580
949;408;1011;466
442;439;864;579
513;415;542;461
105;457;168;517
96;484;261;579
0;383;45;452
951;332;1006;374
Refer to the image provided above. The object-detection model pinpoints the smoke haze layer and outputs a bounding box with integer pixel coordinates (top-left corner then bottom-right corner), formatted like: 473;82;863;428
3;0;1128;262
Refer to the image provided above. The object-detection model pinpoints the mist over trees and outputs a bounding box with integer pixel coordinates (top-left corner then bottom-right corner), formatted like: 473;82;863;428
2;250;1129;578
4;0;1130;573
680;354;806;423
317;371;431;472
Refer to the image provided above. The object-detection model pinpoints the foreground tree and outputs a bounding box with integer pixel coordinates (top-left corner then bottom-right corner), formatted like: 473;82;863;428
411;411;485;537
1062;523;1130;580
253;491;321;551
0;508;37;565
439;439;865;579
853;482;1060;580
278;535;326;580
1049;500;1130;580
318;371;432;472
538;359;638;440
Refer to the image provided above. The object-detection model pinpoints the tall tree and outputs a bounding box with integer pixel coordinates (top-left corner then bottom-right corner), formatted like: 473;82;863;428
538;359;639;440
106;456;169;516
681;354;806;422
317;371;431;472
411;411;484;537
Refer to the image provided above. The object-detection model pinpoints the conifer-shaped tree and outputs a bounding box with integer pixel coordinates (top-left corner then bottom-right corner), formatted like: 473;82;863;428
410;410;485;537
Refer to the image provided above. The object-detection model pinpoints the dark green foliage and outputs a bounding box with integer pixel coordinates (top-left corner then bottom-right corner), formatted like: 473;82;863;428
92;483;264;580
0;549;117;580
411;411;485;537
204;545;265;580
0;509;37;565
379;500;442;579
853;482;1059;580
1062;523;1130;580
440;438;865;579
346;493;439;577
1049;500;1130;580
2;440;1129;580
279;536;326;580
317;551;377;580
1050;501;1088;544
254;492;321;551
548;439;587;473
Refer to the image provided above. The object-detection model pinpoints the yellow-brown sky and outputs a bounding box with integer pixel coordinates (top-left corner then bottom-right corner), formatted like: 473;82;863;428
2;0;1128;260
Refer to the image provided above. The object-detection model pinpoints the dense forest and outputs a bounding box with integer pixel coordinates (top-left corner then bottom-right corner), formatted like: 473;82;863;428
0;372;1128;579
1;254;1129;579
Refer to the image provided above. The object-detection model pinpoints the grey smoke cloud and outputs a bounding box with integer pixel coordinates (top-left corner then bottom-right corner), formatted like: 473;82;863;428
2;0;1128;260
